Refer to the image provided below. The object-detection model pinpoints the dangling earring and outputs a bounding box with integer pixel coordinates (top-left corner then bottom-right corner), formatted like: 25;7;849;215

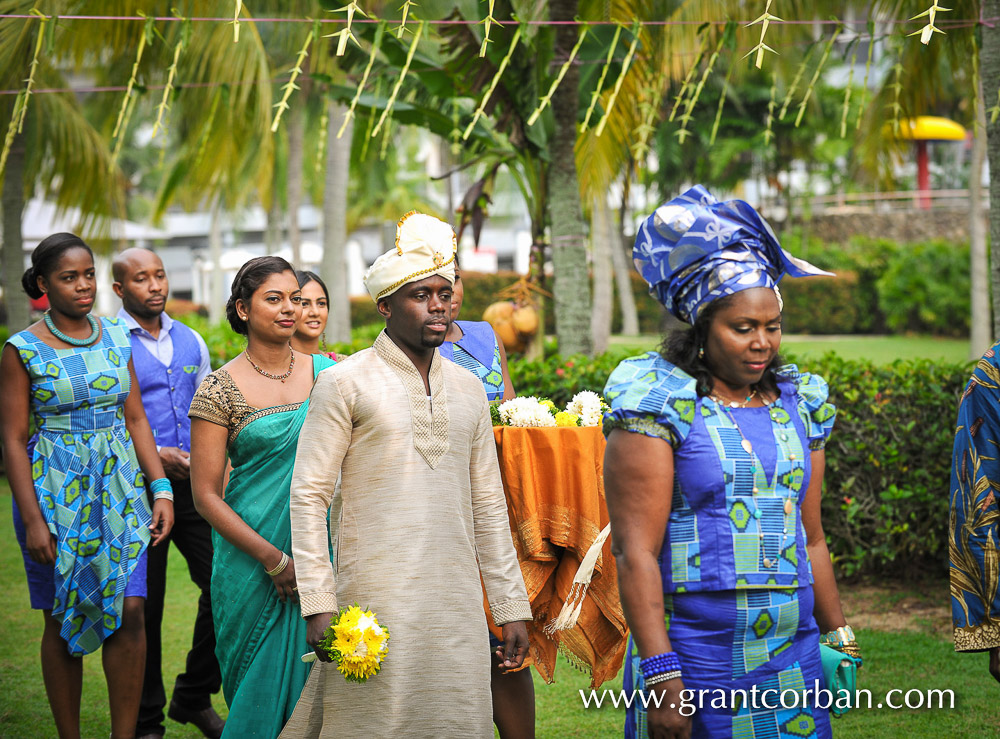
321;331;327;351
698;346;705;360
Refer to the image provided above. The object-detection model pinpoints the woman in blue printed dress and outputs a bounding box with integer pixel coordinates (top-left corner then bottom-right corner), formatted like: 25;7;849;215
0;233;174;739
603;188;861;739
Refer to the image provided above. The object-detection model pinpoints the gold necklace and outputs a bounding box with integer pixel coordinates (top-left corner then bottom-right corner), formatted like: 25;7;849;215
244;344;295;382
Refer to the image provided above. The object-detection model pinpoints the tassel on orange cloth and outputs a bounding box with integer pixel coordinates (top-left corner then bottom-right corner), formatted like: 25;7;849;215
484;426;628;688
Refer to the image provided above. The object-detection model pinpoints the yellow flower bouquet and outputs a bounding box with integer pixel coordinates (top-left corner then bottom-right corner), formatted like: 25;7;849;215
301;605;390;683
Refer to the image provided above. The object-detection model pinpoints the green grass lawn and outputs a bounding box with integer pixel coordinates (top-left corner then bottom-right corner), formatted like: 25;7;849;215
607;334;972;365
0;484;228;739
533;629;997;739
1;481;995;738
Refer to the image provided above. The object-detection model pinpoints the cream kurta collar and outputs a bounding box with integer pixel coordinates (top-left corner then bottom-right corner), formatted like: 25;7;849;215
374;329;450;468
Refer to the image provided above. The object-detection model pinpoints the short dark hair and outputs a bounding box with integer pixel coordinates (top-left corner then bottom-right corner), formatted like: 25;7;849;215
21;233;93;300
295;270;329;302
225;256;295;336
661;293;784;398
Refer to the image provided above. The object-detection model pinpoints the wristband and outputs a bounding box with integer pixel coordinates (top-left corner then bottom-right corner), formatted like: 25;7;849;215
640;651;682;680
644;670;682;687
819;625;855;649
150;477;174;502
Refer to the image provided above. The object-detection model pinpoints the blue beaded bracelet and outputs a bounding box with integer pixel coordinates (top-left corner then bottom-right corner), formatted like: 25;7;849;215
149;477;174;501
640;651;682;679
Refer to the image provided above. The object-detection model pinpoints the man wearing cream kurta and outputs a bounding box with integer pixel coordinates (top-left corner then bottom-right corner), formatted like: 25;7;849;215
282;213;532;738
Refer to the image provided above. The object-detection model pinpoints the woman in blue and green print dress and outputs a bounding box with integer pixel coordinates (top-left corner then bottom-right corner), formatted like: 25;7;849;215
0;233;173;739
603;187;860;739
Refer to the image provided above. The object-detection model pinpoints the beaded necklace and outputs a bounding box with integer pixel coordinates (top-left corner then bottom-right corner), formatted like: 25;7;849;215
244;344;295;382
715;395;793;570
44;311;100;347
710;387;758;410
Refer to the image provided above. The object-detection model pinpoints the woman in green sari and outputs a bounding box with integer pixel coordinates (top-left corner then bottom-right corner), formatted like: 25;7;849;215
189;257;335;738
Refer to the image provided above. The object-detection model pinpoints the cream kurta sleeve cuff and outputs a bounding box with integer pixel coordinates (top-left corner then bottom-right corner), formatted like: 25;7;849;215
491;598;533;625
300;591;339;619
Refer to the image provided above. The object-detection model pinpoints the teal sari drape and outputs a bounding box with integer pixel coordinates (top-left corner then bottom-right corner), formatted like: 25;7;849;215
214;355;334;738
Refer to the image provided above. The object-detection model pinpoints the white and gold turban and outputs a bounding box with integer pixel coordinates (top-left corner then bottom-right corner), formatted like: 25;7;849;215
363;211;457;302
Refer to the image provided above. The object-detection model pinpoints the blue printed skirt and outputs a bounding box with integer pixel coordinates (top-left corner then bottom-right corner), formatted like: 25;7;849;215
624;586;832;739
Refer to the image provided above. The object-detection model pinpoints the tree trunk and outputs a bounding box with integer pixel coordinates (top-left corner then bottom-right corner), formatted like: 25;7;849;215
970;76;990;358
209;197;224;325
265;200;282;255
322;98;352;345
548;0;592;357
985;0;1000;339
613;184;640;336
1;129;28;331
590;195;613;354
287;99;305;268
524;236;546;361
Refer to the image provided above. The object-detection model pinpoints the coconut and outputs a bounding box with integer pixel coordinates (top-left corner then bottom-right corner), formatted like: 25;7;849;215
493;321;522;352
512;305;539;336
483;300;515;325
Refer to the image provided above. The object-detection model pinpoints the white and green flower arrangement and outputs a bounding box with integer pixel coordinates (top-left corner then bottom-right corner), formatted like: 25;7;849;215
491;391;610;428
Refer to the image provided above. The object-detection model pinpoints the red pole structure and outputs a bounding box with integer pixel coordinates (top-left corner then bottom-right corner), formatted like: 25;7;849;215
916;139;930;209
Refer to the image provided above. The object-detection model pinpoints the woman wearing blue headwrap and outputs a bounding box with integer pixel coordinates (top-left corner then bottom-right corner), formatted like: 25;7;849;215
603;186;859;738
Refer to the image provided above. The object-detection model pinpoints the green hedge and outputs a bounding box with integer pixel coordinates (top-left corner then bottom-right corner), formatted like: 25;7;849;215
786;233;972;336
816;353;970;576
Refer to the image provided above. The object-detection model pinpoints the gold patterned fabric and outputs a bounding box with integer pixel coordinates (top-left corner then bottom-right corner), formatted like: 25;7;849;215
282;332;530;737
189;369;302;446
362;212;456;301
373;330;451;468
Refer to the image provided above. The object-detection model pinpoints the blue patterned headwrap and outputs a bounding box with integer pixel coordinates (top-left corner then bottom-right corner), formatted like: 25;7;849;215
633;185;832;324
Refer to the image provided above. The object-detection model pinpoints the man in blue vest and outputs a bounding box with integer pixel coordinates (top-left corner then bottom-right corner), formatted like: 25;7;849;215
112;248;224;739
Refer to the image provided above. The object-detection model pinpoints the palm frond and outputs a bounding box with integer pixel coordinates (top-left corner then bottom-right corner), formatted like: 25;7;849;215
31;76;125;238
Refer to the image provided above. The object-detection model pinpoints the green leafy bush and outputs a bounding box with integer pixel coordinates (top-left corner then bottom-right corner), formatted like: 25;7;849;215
875;240;970;337
778;273;864;335
816;353;971;577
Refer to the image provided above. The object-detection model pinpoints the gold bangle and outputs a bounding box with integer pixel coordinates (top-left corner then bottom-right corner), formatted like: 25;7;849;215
820;625;856;648
266;552;289;577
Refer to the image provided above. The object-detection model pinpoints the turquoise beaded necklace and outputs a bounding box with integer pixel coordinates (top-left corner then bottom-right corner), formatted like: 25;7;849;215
44;311;100;346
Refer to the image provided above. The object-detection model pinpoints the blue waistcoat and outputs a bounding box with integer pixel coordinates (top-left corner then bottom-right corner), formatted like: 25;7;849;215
129;321;203;452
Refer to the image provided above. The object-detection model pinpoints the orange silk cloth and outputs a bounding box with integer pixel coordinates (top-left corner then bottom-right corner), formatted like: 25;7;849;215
485;426;627;688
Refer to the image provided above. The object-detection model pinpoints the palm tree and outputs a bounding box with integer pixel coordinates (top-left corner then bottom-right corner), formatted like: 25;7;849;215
0;3;135;331
151;8;278;320
854;0;993;346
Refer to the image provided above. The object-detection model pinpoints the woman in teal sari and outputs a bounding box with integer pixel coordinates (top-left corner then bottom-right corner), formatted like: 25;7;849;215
189;257;335;738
